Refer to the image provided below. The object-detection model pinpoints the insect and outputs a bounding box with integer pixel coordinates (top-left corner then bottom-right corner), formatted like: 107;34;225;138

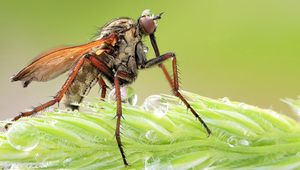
7;10;211;165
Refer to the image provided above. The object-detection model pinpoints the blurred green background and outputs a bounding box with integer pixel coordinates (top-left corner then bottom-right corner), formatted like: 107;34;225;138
0;0;299;119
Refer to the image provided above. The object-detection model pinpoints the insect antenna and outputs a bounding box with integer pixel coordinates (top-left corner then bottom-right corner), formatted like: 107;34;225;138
153;12;164;20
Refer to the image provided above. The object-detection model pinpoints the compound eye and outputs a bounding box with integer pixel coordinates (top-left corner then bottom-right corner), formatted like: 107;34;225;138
139;16;156;35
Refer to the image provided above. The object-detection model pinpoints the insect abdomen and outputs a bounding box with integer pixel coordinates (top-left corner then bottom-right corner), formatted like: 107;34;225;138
63;61;99;110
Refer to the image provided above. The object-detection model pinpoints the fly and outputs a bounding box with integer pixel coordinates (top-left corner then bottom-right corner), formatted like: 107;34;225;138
6;10;211;166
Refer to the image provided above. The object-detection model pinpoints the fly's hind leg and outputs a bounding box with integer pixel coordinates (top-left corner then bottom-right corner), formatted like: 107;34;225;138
5;56;87;129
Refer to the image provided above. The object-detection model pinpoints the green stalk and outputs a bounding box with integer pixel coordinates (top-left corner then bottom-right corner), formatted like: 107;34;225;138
1;91;300;169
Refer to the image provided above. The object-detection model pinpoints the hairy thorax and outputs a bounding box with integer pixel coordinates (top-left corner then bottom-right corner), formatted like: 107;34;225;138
98;17;143;83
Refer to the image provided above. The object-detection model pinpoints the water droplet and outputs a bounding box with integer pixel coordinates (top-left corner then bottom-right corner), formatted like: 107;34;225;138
227;136;238;148
7;164;20;170
143;95;168;118
238;103;251;110
145;130;157;142
220;97;231;104
126;86;138;106
144;157;161;170
70;102;80;108
143;46;149;53
144;156;172;170
238;139;250;146
7;122;39;151
35;153;40;160
227;136;250;147
49;120;58;126
38;162;51;168
63;157;73;166
108;86;138;106
53;108;61;113
65;108;73;112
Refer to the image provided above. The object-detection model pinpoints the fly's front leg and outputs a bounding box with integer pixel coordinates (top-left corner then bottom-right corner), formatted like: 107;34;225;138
144;52;212;135
5;56;87;129
149;34;173;88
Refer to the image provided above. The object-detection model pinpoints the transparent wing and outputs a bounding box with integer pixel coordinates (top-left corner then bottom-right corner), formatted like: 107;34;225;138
11;34;117;87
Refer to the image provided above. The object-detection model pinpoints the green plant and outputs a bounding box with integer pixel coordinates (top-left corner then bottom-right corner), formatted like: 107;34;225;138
1;91;300;169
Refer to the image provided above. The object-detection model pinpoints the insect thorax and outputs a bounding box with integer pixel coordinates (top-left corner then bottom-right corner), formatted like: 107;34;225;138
97;17;145;82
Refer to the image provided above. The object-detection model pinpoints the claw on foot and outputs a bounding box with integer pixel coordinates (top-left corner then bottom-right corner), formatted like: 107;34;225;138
4;122;12;130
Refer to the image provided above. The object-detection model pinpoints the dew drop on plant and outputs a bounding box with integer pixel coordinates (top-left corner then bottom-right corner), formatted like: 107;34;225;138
6;122;39;151
34;153;41;161
220;97;232;104
108;86;138;106
143;46;149;53
6;164;21;170
38;162;51;168
145;130;157;142
70;102;80;109
49;120;58;126
65;108;73;112
144;157;161;170
144;157;172;170
238;139;250;146
63;157;73;167
238;103;251;110
143;95;168;118
227;136;250;147
53;108;61;113
227;136;238;148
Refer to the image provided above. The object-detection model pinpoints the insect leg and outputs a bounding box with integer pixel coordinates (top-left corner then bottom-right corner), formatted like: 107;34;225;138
149;34;173;88
98;77;108;99
89;56;130;165
8;56;86;123
144;52;212;135
88;55;116;99
88;55;114;83
114;70;135;166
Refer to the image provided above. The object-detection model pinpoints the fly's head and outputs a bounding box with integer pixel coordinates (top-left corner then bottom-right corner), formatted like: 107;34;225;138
138;9;163;36
137;10;164;58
